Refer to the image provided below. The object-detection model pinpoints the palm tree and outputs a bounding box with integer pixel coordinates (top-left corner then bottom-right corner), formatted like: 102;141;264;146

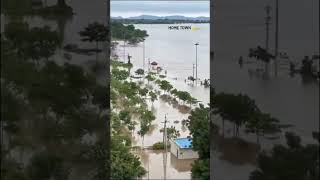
79;22;108;65
245;112;282;145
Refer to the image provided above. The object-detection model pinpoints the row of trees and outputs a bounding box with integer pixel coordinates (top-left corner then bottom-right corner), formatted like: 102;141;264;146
153;78;198;106
5;22;62;64
110;112;146;179
250;132;319;180
111;22;148;44
111;62;158;147
212;93;285;144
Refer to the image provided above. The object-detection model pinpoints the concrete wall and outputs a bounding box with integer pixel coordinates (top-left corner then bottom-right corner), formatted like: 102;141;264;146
170;140;199;159
179;149;199;159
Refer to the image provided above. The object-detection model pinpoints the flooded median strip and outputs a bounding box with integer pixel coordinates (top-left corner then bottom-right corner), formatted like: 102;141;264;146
111;1;210;179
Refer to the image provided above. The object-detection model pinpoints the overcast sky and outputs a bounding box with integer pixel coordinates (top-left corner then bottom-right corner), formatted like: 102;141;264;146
111;1;210;18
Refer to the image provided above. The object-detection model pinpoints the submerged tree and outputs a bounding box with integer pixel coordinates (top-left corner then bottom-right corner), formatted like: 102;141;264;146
138;87;148;99
79;22;108;65
250;132;319;180
145;74;155;84
212;93;258;137
135;68;144;77
148;91;157;104
160;126;180;140
245;111;282;145
159;80;173;94
186;104;210;180
249;46;275;72
111;134;146;179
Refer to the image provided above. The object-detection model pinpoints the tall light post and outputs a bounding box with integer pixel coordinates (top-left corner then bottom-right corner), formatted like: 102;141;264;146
161;114;169;180
161;114;169;147
195;43;199;82
274;0;279;76
192;63;195;79
265;5;272;52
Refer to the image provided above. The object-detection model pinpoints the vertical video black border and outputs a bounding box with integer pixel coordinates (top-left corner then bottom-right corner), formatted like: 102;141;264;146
106;0;111;179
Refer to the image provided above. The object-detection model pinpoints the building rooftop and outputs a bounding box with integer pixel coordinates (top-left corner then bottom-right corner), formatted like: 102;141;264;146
175;138;193;149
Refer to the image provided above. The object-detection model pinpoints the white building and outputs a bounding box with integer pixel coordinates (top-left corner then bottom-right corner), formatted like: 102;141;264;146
170;138;199;159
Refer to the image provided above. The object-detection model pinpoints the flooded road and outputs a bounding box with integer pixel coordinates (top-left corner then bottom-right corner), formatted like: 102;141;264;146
115;23;210;179
133;150;195;179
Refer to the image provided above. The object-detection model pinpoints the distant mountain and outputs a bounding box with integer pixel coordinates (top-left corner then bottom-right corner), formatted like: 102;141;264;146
111;15;209;21
112;16;123;20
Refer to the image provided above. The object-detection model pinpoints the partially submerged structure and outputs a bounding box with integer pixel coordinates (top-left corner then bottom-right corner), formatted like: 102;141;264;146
170;138;199;159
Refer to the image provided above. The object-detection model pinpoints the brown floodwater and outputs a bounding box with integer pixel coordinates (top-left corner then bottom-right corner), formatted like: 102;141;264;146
114;23;210;179
132;149;196;180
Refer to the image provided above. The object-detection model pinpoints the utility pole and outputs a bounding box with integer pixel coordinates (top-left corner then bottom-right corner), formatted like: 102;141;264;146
148;58;150;73
162;114;168;147
195;43;199;82
161;114;168;180
275;0;279;76
265;5;272;52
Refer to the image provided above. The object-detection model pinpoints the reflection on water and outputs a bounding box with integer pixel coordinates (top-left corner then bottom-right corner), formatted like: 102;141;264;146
133;150;195;179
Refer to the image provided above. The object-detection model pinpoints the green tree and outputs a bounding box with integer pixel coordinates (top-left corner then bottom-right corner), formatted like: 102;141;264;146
111;21;148;44
176;91;192;104
160;126;180;140
79;22;108;49
111;134;146;179
79;22;108;65
187;104;210;180
250;132;319;180
119;110;131;125
212;93;258;137
112;68;129;81
138;88;148;99
148;91;157;104
245;111;282;145
159;80;173;94
135;68;144;76
145;74;155;84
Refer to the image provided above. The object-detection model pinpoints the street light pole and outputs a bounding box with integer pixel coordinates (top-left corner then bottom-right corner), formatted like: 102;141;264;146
265;5;272;52
161;114;168;180
195;43;199;82
192;63;195;79
275;0;279;76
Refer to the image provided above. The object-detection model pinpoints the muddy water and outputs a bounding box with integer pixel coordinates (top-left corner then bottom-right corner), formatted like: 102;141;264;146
212;0;319;179
115;23;210;179
117;23;210;104
133;150;195;179
131;97;191;147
